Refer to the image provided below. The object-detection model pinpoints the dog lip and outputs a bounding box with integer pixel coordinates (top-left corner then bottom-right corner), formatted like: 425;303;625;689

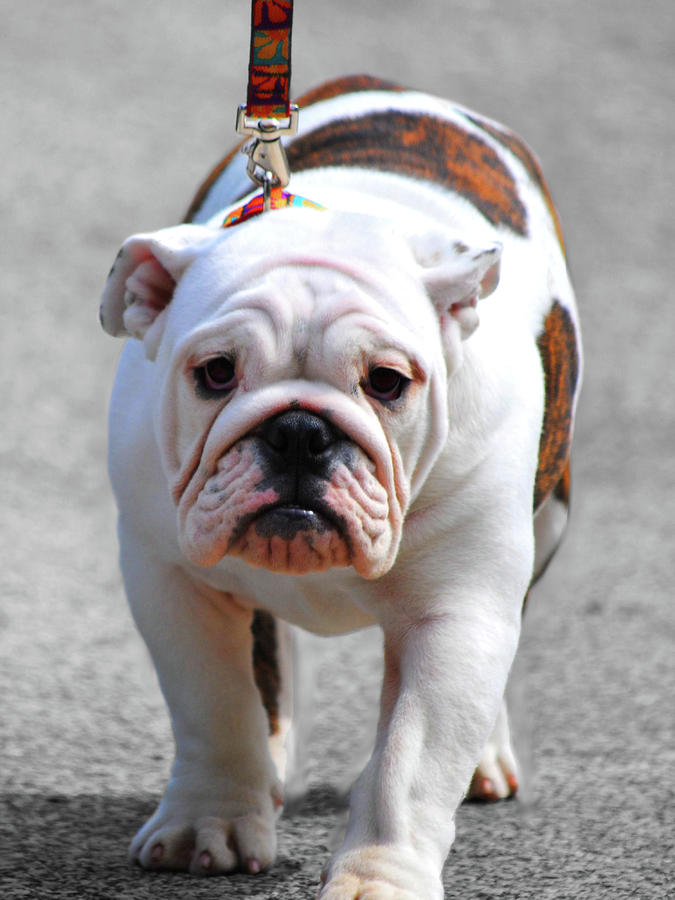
267;505;320;518
254;506;330;539
229;500;348;548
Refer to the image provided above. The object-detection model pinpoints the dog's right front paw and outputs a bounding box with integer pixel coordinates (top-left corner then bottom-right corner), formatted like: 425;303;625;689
130;778;282;876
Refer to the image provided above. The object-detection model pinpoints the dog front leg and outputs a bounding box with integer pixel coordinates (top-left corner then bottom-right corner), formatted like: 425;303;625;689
119;537;281;876
320;600;521;900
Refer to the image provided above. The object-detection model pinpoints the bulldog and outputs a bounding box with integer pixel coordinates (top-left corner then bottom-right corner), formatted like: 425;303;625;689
101;76;581;899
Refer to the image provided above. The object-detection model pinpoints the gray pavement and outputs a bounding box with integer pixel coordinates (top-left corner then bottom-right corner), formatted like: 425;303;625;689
1;1;674;897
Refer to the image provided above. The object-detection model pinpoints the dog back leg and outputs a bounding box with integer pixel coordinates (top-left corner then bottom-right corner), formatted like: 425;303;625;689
468;463;572;802
252;614;315;806
252;611;286;772
532;463;571;582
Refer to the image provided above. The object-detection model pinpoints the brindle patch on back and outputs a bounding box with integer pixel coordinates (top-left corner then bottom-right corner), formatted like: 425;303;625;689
286;111;528;235
185;78;529;236
534;301;580;511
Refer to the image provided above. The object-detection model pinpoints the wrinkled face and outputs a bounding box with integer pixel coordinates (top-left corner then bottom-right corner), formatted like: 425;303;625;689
183;404;394;577
153;218;450;579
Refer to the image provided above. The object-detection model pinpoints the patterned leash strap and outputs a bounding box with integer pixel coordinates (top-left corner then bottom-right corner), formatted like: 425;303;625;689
237;0;299;202
247;0;294;118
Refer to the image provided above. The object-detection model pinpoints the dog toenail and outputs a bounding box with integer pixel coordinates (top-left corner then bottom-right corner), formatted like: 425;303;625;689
199;851;213;870
151;843;164;863
248;857;261;874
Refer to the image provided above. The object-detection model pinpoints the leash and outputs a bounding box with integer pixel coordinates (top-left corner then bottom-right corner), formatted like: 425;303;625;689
223;0;324;227
236;0;299;209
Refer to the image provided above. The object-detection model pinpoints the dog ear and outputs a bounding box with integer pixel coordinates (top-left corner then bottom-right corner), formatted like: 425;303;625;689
410;231;502;343
100;225;218;359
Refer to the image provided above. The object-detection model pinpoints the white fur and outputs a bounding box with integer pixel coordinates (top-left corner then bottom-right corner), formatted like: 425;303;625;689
103;91;577;899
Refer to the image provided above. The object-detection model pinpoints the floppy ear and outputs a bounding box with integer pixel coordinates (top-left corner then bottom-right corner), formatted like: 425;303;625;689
410;230;502;346
100;224;219;359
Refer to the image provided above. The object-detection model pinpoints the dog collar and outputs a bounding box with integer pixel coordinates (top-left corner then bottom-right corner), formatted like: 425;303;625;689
221;188;324;228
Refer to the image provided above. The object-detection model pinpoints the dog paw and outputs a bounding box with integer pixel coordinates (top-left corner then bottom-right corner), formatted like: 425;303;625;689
467;701;519;801
467;742;518;801
318;873;420;900
318;848;442;900
129;780;281;875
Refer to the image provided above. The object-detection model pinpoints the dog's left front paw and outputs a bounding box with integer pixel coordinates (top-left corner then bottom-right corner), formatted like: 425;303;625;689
318;847;442;900
318;874;420;900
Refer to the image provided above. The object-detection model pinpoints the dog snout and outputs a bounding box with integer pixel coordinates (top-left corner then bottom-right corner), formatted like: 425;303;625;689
257;410;342;476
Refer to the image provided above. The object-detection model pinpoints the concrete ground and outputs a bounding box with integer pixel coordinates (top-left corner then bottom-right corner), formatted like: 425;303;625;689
1;1;673;897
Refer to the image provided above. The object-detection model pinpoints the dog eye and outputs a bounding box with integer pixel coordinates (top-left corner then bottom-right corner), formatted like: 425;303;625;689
196;357;238;393
364;367;408;402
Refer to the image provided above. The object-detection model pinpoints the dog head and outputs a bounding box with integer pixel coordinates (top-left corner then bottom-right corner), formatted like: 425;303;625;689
101;208;500;578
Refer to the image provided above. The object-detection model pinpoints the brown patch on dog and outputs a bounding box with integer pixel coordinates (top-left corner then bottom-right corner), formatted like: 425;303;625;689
286;111;528;235
466;114;566;254
184;78;529;235
554;459;571;504
534;301;580;511
251;610;280;735
294;74;405;108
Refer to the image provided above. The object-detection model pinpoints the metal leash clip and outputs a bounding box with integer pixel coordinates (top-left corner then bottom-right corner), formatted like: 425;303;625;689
236;105;299;209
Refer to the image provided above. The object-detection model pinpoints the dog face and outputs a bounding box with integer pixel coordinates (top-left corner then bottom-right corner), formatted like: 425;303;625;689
101;209;500;578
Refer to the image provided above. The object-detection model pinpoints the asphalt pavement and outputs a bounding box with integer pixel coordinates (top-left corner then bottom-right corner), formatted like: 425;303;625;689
1;1;673;897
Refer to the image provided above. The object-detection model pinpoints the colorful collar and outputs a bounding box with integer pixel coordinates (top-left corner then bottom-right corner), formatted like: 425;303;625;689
221;188;324;228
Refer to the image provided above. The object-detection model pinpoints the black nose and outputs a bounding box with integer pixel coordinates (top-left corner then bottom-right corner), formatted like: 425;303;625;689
258;410;340;474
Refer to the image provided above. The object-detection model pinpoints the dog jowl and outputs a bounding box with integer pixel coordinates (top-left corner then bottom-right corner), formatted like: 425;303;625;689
101;76;580;899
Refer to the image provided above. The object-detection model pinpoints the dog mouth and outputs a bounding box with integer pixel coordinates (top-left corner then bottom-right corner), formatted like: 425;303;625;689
255;505;331;537
231;499;348;546
224;496;352;575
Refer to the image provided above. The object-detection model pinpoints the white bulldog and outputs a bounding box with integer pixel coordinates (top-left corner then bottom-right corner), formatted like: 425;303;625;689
101;76;581;899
